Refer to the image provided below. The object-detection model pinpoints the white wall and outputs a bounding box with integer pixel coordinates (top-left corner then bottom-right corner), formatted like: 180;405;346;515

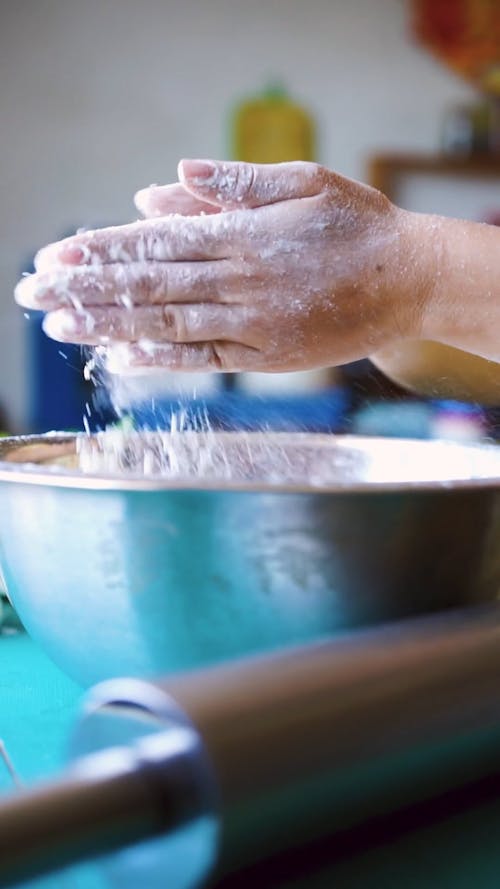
0;0;475;429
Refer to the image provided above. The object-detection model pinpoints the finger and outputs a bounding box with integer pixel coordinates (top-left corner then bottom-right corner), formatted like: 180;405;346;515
178;158;327;209
42;304;259;347
105;340;262;374
15;260;235;310
34;214;233;271
134;182;221;218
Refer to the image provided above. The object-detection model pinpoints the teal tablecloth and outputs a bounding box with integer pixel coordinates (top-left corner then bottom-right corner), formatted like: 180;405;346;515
0;631;106;889
2;629;500;889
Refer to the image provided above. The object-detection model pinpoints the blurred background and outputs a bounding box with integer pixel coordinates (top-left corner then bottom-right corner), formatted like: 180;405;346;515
1;0;500;438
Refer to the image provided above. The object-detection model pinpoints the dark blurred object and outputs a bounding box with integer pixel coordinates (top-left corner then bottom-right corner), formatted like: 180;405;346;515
0;404;10;435
339;360;424;437
442;99;500;156
0;591;23;635
413;0;500;95
339;359;411;403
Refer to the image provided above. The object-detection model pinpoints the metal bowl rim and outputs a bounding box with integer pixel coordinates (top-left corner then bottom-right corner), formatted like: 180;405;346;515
0;432;499;494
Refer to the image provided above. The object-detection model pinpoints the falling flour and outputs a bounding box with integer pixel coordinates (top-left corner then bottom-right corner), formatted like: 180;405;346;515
76;425;298;483
78;346;500;488
73;427;500;488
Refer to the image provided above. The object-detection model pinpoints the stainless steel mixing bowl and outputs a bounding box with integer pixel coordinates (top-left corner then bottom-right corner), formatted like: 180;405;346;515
0;431;500;687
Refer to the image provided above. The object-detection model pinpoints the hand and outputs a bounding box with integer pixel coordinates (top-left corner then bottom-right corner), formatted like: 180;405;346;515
14;160;432;374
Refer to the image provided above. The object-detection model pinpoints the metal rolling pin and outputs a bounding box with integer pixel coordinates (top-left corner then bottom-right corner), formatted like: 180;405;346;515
2;605;500;887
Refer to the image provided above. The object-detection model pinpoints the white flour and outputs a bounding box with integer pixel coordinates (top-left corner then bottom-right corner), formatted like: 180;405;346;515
76;426;295;482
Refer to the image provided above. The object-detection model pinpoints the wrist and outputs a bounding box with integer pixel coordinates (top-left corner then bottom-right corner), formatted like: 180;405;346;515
394;209;444;342
417;215;500;362
372;212;500;400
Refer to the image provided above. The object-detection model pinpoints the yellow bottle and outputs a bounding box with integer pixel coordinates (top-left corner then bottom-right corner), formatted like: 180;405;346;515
232;84;315;163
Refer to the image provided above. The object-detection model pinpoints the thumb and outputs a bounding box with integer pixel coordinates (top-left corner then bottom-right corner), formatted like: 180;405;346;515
178;158;327;209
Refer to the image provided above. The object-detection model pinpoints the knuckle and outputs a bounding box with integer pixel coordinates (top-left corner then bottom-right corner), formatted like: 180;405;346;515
291;161;327;193
308;163;331;192
162;305;186;341
209;341;226;370
133;268;163;305
233;162;256;201
130;268;150;299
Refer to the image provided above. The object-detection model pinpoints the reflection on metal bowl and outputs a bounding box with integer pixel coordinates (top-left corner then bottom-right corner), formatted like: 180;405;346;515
0;432;499;687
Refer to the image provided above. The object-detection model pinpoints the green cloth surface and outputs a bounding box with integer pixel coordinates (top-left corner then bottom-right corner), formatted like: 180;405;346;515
2;630;500;888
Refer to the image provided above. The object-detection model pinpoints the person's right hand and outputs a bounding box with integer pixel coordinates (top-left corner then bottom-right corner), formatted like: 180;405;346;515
15;160;435;375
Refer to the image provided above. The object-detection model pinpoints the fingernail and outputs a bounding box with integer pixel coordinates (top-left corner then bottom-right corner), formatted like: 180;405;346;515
134;188;152;215
15;274;53;309
134;188;163;218
178;159;216;184
43;309;94;340
14;275;36;306
35;242;90;271
34;246;58;272
42;310;78;340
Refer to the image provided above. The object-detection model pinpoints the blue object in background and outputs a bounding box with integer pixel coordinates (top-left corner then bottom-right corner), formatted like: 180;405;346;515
23;283;349;435
22;238;114;433
129;387;350;434
430;399;488;442
26;312;94;432
351;400;433;440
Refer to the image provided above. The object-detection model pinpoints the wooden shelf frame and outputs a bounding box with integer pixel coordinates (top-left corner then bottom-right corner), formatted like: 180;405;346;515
368;153;500;200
